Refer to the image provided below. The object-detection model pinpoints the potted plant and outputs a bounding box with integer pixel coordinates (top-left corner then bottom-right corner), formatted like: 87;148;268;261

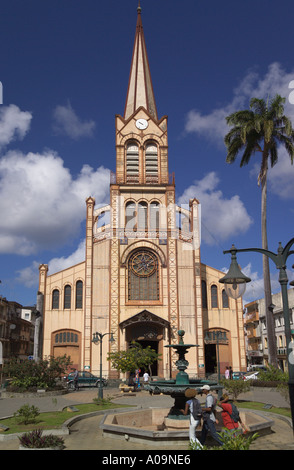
18;429;65;450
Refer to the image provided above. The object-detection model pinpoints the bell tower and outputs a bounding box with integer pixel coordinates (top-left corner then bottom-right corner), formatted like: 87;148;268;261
113;4;172;187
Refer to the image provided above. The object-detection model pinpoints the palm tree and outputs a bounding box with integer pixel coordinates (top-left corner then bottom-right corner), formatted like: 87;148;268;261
224;95;294;367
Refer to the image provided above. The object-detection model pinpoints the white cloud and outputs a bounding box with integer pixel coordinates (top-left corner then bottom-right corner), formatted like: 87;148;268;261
0;149;110;254
178;171;253;245
185;62;294;145
268;147;294;199
16;240;86;289
48;239;86;275
0;104;32;149
16;261;40;288
52;102;96;139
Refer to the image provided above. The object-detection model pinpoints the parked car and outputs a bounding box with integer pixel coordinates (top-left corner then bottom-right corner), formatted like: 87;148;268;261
65;371;108;390
232;371;246;380
243;371;259;381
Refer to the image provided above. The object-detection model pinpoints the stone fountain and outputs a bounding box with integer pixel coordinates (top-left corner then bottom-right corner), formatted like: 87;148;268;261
144;329;221;418
100;330;274;445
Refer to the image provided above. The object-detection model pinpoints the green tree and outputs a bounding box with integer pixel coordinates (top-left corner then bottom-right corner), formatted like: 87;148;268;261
107;341;161;376
224;95;294;367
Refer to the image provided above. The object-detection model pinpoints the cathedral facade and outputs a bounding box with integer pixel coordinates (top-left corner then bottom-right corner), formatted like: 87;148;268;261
39;7;246;379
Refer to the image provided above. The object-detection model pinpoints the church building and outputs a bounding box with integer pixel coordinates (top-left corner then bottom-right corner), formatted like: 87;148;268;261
38;6;246;379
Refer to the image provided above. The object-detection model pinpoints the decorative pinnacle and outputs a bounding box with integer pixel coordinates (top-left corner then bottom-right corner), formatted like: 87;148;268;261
137;0;141;13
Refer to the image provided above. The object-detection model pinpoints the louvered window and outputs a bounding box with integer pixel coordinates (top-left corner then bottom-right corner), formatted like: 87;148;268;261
145;143;158;183
126;143;139;183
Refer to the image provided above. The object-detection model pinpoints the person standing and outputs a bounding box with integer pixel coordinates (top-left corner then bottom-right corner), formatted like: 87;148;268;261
143;371;149;383
199;385;223;447
225;366;230;379
73;369;79;391
181;389;203;448
229;366;233;379
218;394;247;434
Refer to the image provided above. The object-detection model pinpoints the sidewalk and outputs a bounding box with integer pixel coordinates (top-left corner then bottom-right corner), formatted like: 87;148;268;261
0;387;293;450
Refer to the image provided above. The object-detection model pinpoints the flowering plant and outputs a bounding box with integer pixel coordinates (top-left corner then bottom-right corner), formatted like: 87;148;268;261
18;429;64;449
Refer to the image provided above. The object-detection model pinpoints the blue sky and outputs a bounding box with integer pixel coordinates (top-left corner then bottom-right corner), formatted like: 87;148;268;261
0;0;294;307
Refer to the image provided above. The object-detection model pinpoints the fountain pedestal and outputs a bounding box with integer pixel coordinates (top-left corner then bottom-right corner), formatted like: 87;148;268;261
144;330;222;418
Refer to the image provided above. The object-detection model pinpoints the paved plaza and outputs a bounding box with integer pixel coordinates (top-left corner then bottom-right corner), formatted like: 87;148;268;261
0;387;293;451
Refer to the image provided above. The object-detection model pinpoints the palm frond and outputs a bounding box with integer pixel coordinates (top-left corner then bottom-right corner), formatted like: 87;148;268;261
250;97;267;115
269;143;278;168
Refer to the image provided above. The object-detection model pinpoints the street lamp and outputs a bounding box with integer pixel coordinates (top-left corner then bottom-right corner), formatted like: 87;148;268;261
219;238;294;432
92;331;115;399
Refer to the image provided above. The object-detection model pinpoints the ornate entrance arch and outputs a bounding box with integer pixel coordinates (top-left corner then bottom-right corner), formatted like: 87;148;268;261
120;310;170;377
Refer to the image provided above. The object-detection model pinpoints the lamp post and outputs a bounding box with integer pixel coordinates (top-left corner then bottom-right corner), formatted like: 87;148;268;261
219;238;294;432
92;331;115;399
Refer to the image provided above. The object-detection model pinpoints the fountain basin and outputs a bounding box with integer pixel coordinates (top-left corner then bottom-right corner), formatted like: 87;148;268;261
100;407;274;446
143;380;223;418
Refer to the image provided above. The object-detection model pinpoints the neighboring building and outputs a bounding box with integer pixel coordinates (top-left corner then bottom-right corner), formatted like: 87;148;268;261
39;6;246;380
0;299;34;369
243;301;263;368
244;288;294;371
259;288;294;371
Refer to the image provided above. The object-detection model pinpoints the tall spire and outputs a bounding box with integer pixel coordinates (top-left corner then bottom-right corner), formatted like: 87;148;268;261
124;4;158;121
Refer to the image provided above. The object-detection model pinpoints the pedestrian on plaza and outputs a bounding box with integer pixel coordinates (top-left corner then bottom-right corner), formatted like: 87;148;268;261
135;368;141;388
181;389;203;449
199;385;223;447
143;371;149;383
218;394;247;434
224;366;230;379
229;366;233;379
73;369;79;391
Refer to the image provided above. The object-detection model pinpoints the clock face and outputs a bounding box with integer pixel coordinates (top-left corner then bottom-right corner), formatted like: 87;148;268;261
130;251;157;277
136;118;148;130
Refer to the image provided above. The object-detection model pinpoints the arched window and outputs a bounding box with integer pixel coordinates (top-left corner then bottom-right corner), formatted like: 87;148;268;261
150;202;160;230
125;201;136;231
64;285;71;309
128;250;159;301
76;281;83;309
126;142;139;183
211;284;218;308
145;143;158;183
201;280;207;309
222;289;229;308
52;289;60;309
138;202;148;230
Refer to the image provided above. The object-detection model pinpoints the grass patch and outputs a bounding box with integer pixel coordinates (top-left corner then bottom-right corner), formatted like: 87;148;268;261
0;402;129;434
237;400;291;419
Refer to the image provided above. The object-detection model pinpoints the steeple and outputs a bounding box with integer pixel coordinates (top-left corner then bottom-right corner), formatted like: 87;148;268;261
124;4;158;121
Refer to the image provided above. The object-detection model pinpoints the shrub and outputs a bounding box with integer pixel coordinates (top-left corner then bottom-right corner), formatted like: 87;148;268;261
18;429;65;449
220;379;251;400
14;404;40;425
3;355;72;391
189;430;258;450
258;365;288;383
